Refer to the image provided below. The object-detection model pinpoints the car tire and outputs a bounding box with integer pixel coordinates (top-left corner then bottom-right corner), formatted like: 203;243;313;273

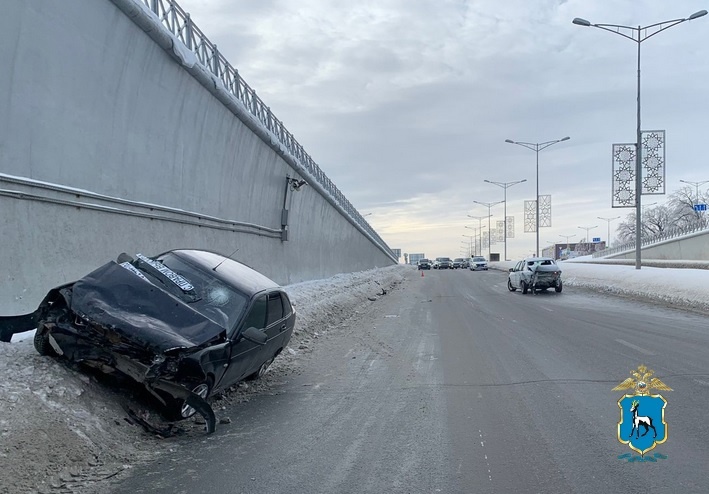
555;281;563;293
521;281;528;294
507;279;516;292
247;355;276;381
33;324;57;357
168;377;213;420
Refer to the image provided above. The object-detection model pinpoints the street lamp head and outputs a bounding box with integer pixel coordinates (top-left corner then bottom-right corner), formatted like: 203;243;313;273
560;136;571;141
504;139;514;144
689;10;707;20
484;179;491;183
572;17;591;27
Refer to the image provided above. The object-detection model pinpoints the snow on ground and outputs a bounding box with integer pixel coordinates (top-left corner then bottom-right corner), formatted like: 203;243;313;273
1;260;709;493
0;265;408;494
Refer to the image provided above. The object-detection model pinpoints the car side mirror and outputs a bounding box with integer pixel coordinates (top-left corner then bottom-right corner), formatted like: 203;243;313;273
241;326;267;345
508;268;513;272
117;252;134;264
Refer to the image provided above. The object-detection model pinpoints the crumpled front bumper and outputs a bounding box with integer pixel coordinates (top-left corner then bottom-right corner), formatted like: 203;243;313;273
46;325;217;433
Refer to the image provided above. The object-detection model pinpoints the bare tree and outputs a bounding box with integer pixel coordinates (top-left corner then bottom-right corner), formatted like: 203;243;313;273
668;185;705;227
611;184;708;246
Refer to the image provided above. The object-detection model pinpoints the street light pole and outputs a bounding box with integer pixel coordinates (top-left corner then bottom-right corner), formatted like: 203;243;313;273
467;215;491;258
472;201;504;258
559;234;576;257
597;216;620;247
484;178;526;261
573;10;707;270
578;225;598;243
462;234;474;257
679;179;709;206
504;137;570;257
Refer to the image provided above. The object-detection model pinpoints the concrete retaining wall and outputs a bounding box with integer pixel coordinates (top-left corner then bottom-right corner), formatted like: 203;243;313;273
605;230;709;261
0;0;394;314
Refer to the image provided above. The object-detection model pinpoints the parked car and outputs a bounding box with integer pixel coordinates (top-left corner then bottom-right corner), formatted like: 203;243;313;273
0;249;296;432
417;258;432;270
434;257;452;269
507;257;562;294
469;256;488;271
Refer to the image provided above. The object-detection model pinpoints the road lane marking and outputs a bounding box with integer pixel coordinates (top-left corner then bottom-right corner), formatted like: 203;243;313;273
615;338;656;356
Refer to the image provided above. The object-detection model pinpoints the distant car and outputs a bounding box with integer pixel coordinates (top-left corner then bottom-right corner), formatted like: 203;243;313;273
417;259;432;270
452;258;466;269
507;257;562;294
434;257;452;269
469;256;488;271
0;249;296;432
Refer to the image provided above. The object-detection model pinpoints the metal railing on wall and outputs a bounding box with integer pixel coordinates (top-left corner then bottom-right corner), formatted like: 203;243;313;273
132;0;394;259
593;217;709;258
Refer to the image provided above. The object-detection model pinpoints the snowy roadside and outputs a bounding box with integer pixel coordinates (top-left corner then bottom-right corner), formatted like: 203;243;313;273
0;264;409;494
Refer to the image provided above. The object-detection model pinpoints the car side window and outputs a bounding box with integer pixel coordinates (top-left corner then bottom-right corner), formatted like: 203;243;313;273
514;261;522;271
242;295;267;330
281;292;293;316
266;292;285;326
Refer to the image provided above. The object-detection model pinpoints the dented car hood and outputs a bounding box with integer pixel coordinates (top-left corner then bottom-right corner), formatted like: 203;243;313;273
70;262;226;354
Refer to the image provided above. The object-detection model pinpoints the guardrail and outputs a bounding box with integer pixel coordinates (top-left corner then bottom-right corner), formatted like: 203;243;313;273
593;217;709;258
127;0;394;259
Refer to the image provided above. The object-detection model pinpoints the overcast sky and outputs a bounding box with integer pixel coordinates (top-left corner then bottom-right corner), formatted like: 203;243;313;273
179;0;709;260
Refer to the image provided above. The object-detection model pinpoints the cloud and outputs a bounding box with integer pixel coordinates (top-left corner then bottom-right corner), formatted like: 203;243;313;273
183;0;709;259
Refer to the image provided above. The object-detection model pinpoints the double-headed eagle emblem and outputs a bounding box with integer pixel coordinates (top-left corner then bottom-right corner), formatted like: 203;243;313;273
612;364;673;395
614;365;672;458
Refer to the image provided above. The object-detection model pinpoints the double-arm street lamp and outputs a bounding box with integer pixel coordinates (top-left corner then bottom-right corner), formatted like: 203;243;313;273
484;179;526;261
462;235;475;257
679;179;709;207
467;216;490;258
504;137;570;257
597;216;620;247
559;234;576;255
578;225;598;243
472;201;504;258
573;10;707;269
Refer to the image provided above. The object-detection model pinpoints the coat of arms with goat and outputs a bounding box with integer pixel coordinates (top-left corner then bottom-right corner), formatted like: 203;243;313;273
613;364;672;457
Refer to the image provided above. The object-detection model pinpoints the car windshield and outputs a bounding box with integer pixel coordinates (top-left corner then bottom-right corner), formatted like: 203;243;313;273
473;257;485;262
134;253;249;329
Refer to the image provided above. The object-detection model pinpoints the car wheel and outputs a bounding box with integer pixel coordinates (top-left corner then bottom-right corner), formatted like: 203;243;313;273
555;281;563;293
247;355;276;381
177;378;213;419
33;324;57;357
507;279;516;292
521;281;528;294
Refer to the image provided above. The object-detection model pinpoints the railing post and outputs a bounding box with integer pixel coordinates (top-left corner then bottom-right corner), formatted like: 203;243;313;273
185;13;193;50
150;0;158;15
212;44;219;75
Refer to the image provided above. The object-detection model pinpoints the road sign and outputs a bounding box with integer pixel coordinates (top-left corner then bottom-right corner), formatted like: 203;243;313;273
592;237;601;243
693;204;707;212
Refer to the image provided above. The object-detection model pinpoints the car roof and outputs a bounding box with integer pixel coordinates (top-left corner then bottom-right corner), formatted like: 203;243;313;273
167;249;279;296
523;257;555;262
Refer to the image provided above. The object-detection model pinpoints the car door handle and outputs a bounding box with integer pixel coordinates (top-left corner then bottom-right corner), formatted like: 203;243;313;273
280;324;287;330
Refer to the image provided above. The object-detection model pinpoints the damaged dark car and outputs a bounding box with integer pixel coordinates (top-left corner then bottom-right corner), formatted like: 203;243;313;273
0;249;296;433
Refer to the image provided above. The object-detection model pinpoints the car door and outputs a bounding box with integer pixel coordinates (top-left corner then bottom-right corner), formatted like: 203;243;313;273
263;291;289;350
219;293;269;388
510;261;523;287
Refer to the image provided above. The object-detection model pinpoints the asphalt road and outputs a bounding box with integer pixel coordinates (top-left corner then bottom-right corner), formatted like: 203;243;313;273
108;267;709;494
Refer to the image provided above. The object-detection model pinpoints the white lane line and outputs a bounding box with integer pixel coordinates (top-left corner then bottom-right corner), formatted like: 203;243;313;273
615;338;656;356
541;306;554;312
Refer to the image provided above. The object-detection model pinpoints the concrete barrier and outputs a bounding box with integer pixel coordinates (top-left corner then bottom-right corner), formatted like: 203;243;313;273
0;0;394;314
